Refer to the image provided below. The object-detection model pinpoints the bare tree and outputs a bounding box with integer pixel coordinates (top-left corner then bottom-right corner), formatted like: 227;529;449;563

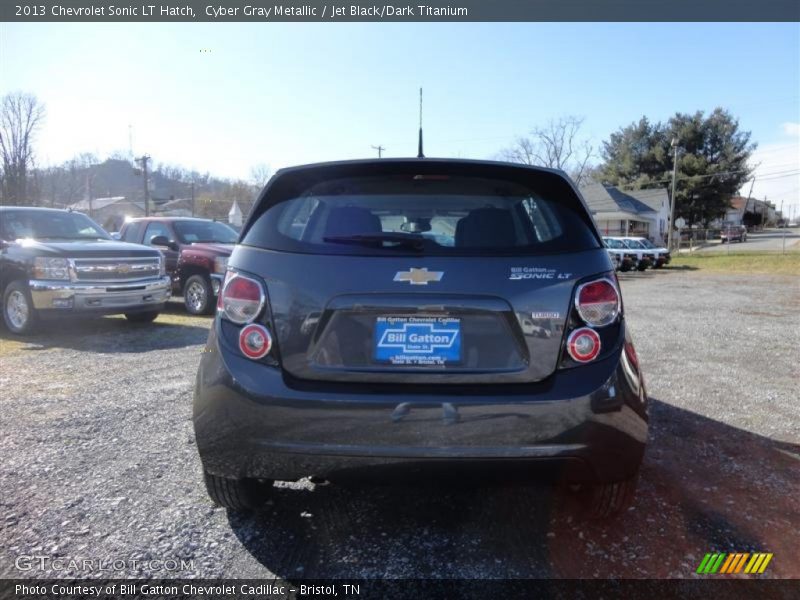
500;116;594;186
249;163;272;189
0;92;45;205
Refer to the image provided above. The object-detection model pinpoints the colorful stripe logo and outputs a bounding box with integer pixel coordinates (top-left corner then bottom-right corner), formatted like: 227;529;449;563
696;552;773;574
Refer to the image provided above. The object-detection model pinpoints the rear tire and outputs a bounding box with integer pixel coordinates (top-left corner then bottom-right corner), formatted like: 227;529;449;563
124;310;159;323
3;281;38;335
203;471;272;510
583;474;639;519
184;275;214;315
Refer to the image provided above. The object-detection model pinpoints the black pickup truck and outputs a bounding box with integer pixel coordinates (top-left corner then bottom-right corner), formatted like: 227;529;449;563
1;207;171;335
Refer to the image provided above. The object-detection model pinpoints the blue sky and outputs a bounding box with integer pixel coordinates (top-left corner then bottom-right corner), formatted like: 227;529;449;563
2;22;798;213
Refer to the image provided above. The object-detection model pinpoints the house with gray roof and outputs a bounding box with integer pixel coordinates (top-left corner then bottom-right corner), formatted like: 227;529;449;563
69;196;145;232
579;183;670;244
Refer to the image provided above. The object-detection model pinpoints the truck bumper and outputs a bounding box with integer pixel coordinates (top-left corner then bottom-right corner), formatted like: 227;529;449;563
29;276;171;313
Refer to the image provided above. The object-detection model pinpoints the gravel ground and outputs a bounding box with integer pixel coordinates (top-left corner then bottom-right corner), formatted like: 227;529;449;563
1;270;798;580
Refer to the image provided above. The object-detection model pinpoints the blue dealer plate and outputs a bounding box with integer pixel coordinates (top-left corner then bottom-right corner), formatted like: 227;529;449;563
374;316;461;366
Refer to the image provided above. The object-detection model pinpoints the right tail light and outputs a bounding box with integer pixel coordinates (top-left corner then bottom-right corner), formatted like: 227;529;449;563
560;274;622;368
566;327;601;363
574;278;620;327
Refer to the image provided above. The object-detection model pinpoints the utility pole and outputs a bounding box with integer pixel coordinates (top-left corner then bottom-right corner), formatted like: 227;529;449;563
667;138;679;250
135;154;151;216
86;172;93;219
371;144;385;158
743;176;756;222
190;180;195;217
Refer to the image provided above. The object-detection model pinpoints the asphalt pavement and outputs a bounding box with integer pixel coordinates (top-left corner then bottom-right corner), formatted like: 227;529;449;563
685;227;800;253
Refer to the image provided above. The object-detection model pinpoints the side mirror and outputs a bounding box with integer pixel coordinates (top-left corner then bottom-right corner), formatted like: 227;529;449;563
150;235;177;251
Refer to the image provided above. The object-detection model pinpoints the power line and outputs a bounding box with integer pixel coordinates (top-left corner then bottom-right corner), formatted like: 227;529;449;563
614;168;800;190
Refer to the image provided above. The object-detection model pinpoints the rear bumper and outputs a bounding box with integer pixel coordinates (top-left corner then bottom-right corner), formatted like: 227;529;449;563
194;324;648;484
29;276;171;313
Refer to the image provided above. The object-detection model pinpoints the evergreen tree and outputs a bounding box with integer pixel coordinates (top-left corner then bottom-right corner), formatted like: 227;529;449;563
598;108;755;227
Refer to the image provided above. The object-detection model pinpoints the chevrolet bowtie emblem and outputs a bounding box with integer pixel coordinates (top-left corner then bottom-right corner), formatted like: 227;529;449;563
393;268;443;285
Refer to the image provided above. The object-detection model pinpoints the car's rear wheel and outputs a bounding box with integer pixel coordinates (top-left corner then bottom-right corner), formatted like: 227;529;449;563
184;275;214;315
583;474;639;519
203;471;272;510
124;310;160;323
3;281;38;335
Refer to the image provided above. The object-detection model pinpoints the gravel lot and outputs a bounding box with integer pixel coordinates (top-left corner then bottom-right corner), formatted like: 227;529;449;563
1;269;798;579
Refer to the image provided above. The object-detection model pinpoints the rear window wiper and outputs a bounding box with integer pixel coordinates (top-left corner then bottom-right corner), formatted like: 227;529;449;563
322;233;430;251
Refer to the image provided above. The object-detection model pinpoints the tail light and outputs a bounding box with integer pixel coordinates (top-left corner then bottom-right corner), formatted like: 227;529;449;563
239;324;272;359
566;328;601;363
217;271;265;324
560;274;622;368
574;278;620;327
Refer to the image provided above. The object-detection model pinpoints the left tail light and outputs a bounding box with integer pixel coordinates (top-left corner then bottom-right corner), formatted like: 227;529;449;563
238;324;273;359
217;271;265;325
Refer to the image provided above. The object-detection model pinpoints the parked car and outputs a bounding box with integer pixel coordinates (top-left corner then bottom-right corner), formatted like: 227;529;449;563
119;217;238;314
602;238;635;272
620;236;670;268
0;207;170;335
603;237;650;271
720;222;747;243
193;158;648;519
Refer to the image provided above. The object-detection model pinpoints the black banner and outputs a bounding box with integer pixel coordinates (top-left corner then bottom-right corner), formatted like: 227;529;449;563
2;0;800;23
2;579;799;600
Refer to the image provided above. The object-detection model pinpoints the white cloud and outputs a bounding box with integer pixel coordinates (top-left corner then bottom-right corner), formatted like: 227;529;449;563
782;122;800;137
740;141;800;218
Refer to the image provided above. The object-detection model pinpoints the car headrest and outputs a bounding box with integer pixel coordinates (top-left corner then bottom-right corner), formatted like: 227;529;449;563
324;206;382;237
455;207;516;247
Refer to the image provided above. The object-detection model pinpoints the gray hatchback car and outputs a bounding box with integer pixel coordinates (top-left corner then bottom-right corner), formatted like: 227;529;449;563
193;158;648;518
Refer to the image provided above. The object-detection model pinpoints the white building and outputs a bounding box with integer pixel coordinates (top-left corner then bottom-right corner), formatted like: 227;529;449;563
228;201;243;227
579;184;670;245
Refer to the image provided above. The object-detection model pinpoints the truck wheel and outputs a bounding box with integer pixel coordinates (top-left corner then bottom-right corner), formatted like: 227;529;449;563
124;311;159;323
203;471;272;510
583;474;639;520
3;281;38;335
184;275;214;315
636;262;648;272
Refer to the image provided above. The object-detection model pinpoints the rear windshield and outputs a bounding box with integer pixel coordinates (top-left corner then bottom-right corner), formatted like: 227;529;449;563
242;174;599;256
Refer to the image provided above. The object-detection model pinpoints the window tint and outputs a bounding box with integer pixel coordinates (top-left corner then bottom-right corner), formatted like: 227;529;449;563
604;238;626;249
244;175;599;256
0;210;108;241
144;222;173;245
173;220;237;244
122;222;144;243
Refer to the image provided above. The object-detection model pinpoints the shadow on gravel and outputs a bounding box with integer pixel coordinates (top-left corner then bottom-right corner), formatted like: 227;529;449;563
0;303;210;353
226;398;799;579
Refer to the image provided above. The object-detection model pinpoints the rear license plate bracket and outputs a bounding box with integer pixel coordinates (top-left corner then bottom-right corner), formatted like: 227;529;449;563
373;316;461;366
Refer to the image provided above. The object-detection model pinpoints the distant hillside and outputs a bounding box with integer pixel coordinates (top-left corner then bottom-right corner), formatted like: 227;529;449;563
30;157;260;220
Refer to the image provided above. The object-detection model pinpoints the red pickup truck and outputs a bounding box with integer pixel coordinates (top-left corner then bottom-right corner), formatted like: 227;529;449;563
119;217;237;314
720;222;747;243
